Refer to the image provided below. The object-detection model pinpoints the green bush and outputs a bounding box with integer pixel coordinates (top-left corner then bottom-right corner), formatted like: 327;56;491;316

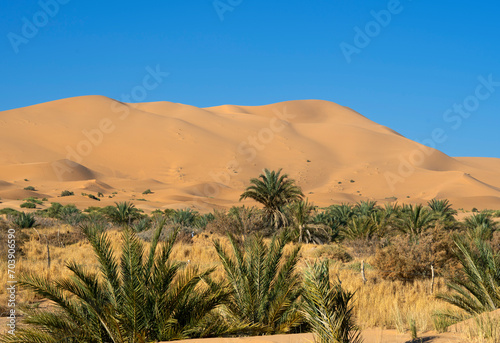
88;194;100;201
0;208;20;216
24;197;43;205
142;189;153;195
20;202;36;209
24;186;36;191
60;190;74;197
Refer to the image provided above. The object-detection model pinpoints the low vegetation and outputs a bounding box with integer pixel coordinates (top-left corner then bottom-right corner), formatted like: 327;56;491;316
0;169;499;342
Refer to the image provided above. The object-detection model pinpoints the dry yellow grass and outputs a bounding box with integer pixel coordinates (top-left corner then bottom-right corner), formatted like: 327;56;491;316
0;225;456;335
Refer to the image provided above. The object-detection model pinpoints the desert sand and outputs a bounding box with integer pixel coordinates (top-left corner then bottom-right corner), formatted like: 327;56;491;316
0;95;499;212
159;330;466;343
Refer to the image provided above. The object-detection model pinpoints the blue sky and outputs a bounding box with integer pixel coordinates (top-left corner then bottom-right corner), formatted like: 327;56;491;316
1;0;499;157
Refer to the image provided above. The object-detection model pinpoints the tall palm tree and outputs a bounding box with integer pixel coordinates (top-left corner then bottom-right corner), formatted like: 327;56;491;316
301;260;362;343
213;231;303;334
240;169;303;229
1;224;227;342
436;236;500;316
397;204;436;237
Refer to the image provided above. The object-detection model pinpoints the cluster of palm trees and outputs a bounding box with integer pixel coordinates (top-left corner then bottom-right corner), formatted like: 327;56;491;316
1;223;360;343
3;168;499;341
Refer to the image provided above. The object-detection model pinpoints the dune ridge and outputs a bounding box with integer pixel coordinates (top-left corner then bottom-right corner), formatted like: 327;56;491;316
0;95;499;211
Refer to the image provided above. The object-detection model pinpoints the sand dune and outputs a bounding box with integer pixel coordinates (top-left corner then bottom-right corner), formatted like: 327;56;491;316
0;95;499;211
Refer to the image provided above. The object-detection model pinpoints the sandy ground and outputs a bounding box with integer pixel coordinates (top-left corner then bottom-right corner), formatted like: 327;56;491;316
164;330;467;343
0;95;499;213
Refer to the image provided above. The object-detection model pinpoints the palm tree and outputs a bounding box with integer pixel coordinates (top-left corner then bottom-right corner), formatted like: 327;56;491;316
353;200;379;217
428;199;457;223
213;231;303;334
1;223;227;342
465;213;498;230
397;204;436;237
288;199;328;244
328;203;355;227
436;236;500;316
240;169;303;229
464;213;498;240
341;215;378;241
108;201;142;226
301;260;362;343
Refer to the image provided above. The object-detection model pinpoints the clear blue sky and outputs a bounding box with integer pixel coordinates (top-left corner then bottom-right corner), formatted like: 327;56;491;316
1;0;499;157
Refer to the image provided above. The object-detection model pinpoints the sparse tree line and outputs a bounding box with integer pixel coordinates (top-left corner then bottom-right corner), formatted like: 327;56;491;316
0;168;499;342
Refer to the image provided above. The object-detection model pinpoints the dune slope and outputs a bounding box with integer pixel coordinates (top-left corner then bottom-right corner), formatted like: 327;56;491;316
0;95;499;211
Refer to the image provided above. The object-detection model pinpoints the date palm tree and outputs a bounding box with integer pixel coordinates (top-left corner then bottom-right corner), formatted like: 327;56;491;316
213;231;303;334
340;215;378;241
240;168;303;229
301;260;362;343
288;199;329;244
397;204;436;237
436;236;500;316
108;201;142;226
0;223;227;343
428;199;457;223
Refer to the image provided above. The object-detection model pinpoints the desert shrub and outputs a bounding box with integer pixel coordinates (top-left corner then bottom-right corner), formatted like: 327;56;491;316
207;207;268;237
59;204;85;226
97;192;104;197
142;189;152;194
373;228;458;282
42;227;87;248
0;208;19;216
343;237;386;259
23;186;36;191
87;193;100;201
60;190;74;197
20;202;36;209
312;244;352;263
176;228;195;245
24;197;43;205
45;202;63;218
